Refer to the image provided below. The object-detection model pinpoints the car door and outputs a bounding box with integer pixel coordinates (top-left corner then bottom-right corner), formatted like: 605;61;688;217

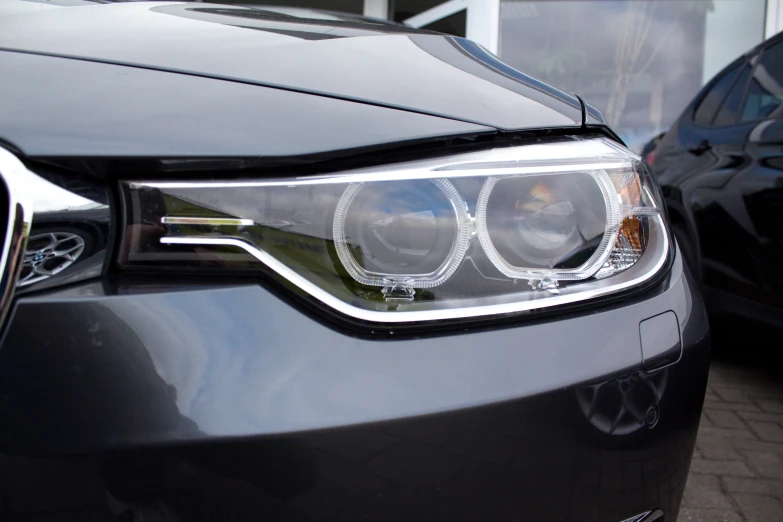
652;56;752;278
685;40;783;311
686;59;759;292
731;40;783;310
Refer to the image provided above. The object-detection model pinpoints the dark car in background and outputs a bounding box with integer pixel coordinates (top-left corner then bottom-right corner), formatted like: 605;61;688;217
653;32;783;329
641;132;666;166
0;1;708;521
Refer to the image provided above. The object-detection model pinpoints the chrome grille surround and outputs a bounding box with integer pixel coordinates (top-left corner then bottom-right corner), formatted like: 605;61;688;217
0;147;33;331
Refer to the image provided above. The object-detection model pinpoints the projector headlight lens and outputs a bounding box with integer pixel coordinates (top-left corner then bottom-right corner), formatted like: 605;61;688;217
333;179;471;292
120;138;670;323
477;170;619;281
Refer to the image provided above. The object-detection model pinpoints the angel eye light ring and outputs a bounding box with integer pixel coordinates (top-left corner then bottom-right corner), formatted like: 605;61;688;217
332;178;471;289
475;169;623;281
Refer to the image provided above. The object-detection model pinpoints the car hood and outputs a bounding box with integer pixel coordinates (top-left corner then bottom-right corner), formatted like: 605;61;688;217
0;0;584;131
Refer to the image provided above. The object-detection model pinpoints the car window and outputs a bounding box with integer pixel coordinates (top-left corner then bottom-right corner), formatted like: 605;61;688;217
740;42;783;123
693;61;742;125
714;65;752;126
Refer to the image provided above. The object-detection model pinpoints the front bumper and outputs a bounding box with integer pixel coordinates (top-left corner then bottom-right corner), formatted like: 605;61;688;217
0;250;708;521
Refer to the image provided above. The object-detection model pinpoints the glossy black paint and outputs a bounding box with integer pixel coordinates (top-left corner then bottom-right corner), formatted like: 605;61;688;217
0;252;708;521
653;32;783;325
0;1;582;137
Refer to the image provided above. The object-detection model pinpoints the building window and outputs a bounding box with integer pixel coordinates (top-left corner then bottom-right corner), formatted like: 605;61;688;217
499;0;766;151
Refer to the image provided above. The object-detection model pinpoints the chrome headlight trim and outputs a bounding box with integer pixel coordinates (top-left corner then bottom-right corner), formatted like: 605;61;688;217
160;216;669;323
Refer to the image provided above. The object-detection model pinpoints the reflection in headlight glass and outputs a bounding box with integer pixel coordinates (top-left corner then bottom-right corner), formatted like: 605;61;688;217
484;173;607;271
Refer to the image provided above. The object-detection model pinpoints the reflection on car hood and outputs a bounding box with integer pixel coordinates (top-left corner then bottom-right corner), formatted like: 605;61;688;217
0;1;584;130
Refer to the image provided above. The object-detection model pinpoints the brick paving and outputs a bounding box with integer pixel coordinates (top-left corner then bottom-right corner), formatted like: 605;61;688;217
680;328;783;522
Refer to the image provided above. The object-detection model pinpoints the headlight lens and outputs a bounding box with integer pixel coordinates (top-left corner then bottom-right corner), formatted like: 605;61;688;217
478;171;615;279
333;179;471;290
120;138;669;322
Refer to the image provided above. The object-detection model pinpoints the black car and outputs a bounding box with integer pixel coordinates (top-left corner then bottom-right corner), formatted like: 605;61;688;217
641;132;666;166
653;31;783;329
0;2;708;521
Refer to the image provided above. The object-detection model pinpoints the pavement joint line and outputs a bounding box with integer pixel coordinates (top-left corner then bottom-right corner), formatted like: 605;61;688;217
689;357;783;521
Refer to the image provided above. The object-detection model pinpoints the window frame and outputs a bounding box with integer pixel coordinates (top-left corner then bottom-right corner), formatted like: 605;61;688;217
735;42;783;125
712;62;755;127
690;56;750;128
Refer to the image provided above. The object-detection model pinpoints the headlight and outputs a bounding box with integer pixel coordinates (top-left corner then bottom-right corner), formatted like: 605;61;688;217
120;138;670;322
